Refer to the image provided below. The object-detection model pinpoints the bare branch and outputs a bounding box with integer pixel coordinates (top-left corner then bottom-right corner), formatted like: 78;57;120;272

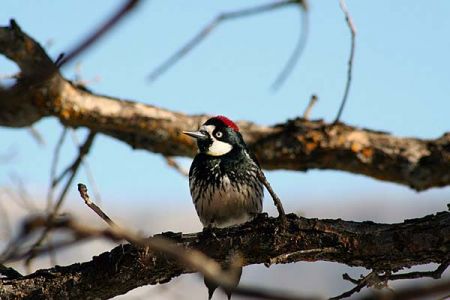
164;156;189;177
257;170;286;224
272;3;309;90
0;211;448;299
1;215;318;300
25;131;96;267
77;183;117;228
51;131;96;215
330;272;375;300
7;174;38;212
332;261;450;299
27;126;45;146
148;0;301;82
334;0;357;123
1;22;450;192
57;0;141;67
361;278;450;300
303;94;318;119
46;126;67;211
70;129;102;204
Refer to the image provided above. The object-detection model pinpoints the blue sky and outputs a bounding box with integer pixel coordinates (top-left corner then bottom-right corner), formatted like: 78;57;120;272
1;1;449;223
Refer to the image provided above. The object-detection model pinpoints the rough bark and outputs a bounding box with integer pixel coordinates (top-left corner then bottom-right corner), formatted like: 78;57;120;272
1;212;449;300
1;21;450;191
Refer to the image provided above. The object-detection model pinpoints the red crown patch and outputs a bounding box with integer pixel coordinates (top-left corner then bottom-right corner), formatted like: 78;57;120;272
214;115;239;132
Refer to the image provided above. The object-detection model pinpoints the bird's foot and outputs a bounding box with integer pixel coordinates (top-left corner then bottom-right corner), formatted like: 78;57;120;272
200;225;219;242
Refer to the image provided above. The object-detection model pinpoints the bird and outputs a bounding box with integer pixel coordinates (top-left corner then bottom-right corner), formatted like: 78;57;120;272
183;115;264;299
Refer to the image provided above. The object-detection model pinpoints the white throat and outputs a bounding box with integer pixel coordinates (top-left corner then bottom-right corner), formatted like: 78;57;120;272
202;125;233;156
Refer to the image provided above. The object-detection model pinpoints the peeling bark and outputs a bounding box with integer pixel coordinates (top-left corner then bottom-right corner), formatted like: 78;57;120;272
1;212;449;300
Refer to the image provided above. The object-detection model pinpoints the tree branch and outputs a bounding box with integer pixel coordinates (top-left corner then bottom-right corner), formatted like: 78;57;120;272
0;211;449;299
1;21;449;191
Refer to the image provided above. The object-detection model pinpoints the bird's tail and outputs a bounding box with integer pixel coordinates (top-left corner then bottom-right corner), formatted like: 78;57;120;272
204;252;243;299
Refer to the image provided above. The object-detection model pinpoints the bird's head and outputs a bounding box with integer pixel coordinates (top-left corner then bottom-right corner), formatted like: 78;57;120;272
183;115;245;156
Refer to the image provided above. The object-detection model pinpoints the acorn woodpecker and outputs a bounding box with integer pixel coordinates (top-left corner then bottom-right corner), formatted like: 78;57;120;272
183;115;264;299
184;115;263;228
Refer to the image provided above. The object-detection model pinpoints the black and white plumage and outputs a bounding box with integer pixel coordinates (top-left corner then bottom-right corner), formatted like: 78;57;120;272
184;115;264;299
184;116;263;228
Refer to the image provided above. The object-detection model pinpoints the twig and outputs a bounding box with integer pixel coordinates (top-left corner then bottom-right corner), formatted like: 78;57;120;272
51;131;95;189
332;261;450;300
70;129;102;204
334;0;357;123
27;126;45;146
77;183;116;228
51;131;96;214
381;260;449;281
257;170;286;224
360;278;450;300
330;272;376;300
303;94;318;119
25;131;96;267
46;127;68;212
7;174;38;212
148;0;299;82
164;156;189;177
271;3;309;90
57;0;140;67
54;52;65;68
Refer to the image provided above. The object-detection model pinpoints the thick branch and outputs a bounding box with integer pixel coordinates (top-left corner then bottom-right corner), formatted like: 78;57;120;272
1;22;449;191
1;211;449;299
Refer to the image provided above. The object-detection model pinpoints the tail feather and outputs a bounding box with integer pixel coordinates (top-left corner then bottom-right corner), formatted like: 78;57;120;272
204;265;242;299
204;276;218;299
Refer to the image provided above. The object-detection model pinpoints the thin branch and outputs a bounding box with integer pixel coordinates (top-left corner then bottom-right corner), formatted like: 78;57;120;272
148;0;300;82
382;260;449;281
271;3;309;90
51;131;96;215
70;129;102;204
361;278;450;300
164;156;189;177
257;170;286;224
77;183;116;228
303;94;318;119
54;52;65;68
334;0;357;123
27;126;45;146
7;174;38;212
25;131;96;267
57;0;140;67
46;126;68;212
332;261;450;300
330;272;377;300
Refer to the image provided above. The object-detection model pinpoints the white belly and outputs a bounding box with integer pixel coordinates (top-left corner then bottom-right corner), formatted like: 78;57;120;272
191;174;263;228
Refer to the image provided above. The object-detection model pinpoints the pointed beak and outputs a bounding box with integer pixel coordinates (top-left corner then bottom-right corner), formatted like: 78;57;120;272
183;130;208;140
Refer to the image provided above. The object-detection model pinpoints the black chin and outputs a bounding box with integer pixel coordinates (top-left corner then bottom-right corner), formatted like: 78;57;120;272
197;138;213;153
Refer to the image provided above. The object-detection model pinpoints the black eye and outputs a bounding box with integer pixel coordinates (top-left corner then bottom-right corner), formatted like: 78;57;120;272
215;131;223;138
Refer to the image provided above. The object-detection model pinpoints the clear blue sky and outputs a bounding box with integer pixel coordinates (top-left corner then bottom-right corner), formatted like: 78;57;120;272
1;1;449;222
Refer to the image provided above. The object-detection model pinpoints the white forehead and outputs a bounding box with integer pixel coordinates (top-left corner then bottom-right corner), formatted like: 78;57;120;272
200;125;216;135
